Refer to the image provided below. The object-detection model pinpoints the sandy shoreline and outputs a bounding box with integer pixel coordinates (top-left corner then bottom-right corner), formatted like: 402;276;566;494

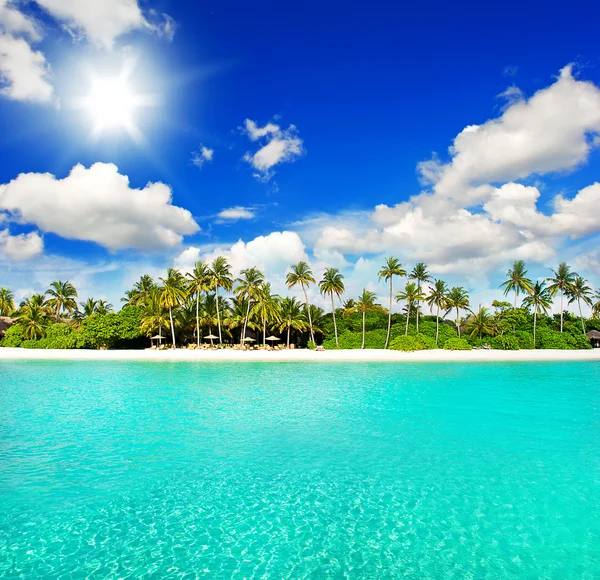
0;347;599;363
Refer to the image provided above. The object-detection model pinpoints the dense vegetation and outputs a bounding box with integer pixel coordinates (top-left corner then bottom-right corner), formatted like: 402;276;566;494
1;258;599;350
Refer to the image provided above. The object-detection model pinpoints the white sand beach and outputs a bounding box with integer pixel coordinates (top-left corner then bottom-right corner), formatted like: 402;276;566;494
1;347;599;362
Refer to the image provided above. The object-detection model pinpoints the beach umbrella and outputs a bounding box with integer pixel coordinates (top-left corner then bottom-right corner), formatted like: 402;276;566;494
265;336;281;341
204;334;218;339
151;335;163;340
242;337;255;342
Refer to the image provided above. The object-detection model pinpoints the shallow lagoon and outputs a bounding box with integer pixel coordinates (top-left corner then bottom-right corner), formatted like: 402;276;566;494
1;361;599;577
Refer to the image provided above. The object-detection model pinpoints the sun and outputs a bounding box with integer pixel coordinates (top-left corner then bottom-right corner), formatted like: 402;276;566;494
85;77;138;131
75;62;156;143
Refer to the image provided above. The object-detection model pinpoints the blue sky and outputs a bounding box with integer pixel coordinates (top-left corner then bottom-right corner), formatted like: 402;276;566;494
1;0;600;312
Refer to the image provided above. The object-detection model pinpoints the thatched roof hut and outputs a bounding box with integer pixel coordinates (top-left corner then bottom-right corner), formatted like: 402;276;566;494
586;330;600;348
0;317;14;338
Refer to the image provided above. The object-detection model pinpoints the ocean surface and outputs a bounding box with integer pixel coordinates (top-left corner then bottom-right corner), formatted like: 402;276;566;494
0;361;599;578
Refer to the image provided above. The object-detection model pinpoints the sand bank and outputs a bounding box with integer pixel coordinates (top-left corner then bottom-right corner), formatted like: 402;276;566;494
1;347;599;363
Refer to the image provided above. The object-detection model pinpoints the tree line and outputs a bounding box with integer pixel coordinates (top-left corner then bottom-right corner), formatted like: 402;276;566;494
1;257;599;350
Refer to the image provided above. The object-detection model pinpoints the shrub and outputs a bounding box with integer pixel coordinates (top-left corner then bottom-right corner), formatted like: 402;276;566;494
389;333;436;352
490;334;520;350
307;340;316;350
1;324;25;347
444;338;472;350
515;330;534;350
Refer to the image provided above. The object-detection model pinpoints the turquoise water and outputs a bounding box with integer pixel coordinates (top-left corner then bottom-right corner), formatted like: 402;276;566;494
1;361;599;578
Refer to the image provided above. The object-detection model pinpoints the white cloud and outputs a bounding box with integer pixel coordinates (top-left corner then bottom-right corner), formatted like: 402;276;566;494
0;229;43;260
217;206;255;221
0;162;199;251
0;33;53;102
242;119;304;181
299;67;600;277
191;145;214;169
35;0;175;48
0;0;40;40
0;1;53;103
175;231;308;278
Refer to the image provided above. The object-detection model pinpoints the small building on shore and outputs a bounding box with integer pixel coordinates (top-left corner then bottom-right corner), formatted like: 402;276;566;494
586;330;600;348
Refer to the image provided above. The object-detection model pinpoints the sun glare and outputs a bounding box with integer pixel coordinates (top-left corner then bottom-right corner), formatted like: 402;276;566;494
75;59;157;143
86;77;138;131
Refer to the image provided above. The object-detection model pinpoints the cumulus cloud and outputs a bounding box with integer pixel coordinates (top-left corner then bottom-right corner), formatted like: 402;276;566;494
217;206;255;221
175;231;308;277
242;119;304;181
0;229;43;260
0;0;53;103
191;145;214;169
35;0;175;48
301;66;600;276
0;162;199;251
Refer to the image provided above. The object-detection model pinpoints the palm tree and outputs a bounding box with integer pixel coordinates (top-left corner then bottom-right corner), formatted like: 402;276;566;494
396;282;425;335
378;257;407;349
79;297;99;318
278;297;308;348
159;268;188;348
409;263;431;332
20;293;47;310
45;280;78;318
208;256;233;344
286;261;316;343
251;283;281;345
547;262;577;332
593;290;600;319
0;287;15;316
187;261;211;347
235;267;265;345
346;289;385;349
141;288;169;342
499;260;533;308
17;303;48;340
96;300;113;315
425;279;448;345
566;276;593;333
319;268;345;347
122;275;156;306
445;286;470;337
523;282;553;348
464;307;496;340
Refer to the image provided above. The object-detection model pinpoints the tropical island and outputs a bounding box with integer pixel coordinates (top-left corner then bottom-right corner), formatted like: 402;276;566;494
1;257;599;355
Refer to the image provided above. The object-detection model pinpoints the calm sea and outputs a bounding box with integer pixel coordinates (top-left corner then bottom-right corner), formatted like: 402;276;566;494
1;361;599;578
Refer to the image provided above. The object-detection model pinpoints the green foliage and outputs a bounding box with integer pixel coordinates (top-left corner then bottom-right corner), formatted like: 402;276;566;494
80;307;144;349
514;330;534;350
535;327;592;350
389;333;436;351
1;324;25;347
307;340;316;350
444;338;472;350
490;334;520;350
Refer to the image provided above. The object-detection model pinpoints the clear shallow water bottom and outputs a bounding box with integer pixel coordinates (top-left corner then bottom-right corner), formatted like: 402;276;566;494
0;361;599;578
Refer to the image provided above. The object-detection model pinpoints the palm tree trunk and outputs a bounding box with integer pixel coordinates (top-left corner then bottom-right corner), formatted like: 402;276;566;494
578;298;585;333
263;316;266;346
242;300;251;345
169;307;176;349
287;325;291;349
456;307;460;337
215;286;222;343
560;289;564;332
331;293;339;347
416;285;420;333
385;278;392;349
435;305;440;345
196;292;200;347
405;304;410;335
514;290;517;309
361;310;366;349
533;310;537;349
303;284;314;343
